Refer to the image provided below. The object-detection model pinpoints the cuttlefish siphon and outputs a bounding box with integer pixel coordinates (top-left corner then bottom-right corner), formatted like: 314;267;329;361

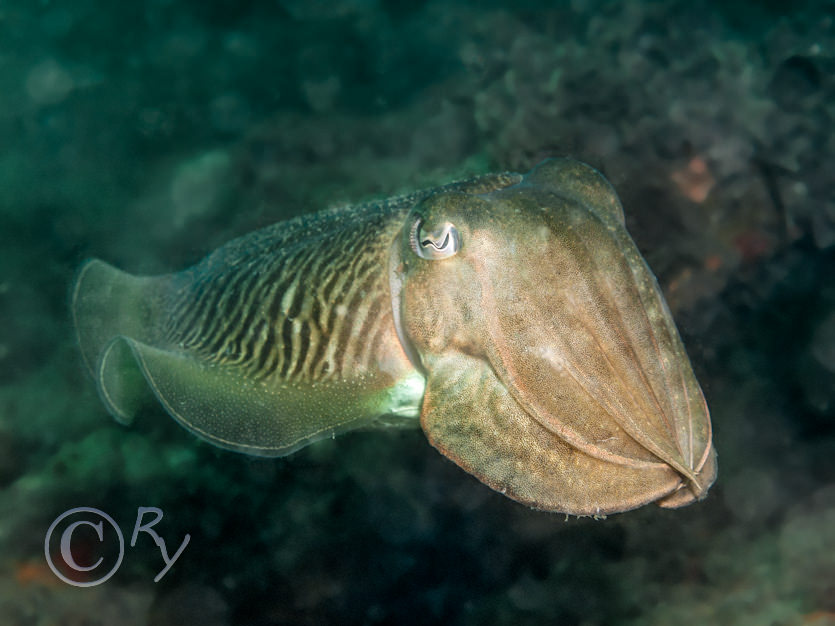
72;158;716;515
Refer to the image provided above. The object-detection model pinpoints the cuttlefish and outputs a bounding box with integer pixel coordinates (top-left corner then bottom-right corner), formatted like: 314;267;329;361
72;158;716;515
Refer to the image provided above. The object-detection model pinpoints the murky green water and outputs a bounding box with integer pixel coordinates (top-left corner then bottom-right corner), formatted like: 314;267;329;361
1;1;833;624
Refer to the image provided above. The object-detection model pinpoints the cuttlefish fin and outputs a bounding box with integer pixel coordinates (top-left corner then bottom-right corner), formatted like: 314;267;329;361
72;260;160;424
72;260;407;457
419;352;683;516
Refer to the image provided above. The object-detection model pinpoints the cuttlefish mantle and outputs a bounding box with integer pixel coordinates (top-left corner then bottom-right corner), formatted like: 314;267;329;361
72;158;717;515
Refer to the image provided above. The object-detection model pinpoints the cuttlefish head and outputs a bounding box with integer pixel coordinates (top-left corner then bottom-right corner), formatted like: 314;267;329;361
390;158;716;515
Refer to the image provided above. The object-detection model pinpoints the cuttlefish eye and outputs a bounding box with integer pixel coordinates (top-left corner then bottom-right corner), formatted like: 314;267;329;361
410;217;461;260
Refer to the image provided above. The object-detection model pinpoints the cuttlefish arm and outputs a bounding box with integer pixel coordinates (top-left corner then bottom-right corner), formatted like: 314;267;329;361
73;160;716;515
391;159;715;514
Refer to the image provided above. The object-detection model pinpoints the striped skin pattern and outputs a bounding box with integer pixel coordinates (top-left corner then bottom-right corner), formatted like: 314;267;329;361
72;160;716;516
165;210;404;384
157;173;521;386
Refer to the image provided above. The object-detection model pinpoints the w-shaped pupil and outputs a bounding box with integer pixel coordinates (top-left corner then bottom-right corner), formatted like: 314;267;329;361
421;232;450;250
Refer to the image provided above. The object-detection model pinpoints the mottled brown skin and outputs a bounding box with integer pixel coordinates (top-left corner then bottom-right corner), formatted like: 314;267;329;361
73;158;716;516
391;159;715;514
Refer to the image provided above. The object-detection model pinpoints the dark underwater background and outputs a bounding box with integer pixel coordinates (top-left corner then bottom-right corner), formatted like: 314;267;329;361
1;0;834;624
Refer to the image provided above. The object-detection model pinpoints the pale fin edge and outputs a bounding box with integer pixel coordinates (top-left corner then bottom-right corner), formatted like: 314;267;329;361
96;336;403;457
